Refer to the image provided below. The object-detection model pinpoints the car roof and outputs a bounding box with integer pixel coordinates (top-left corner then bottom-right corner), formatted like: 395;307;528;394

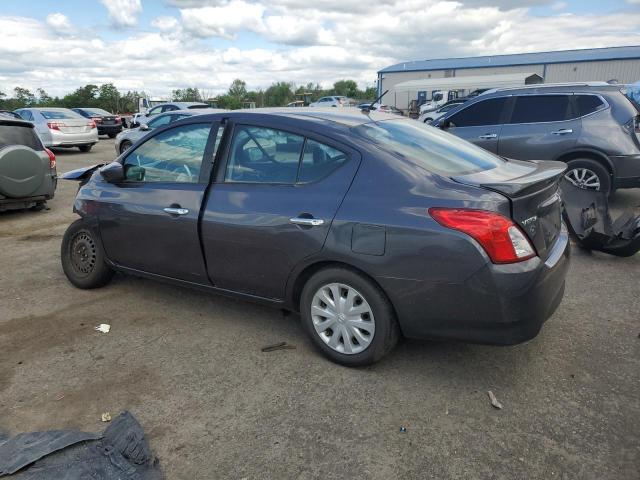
483;82;621;97
173;108;227;114
192;107;401;130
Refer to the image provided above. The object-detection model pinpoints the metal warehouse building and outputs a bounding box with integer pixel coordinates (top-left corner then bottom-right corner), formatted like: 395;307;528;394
378;45;640;109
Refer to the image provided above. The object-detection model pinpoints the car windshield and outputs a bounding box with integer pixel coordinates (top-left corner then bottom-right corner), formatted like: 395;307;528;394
40;109;82;120
353;119;504;176
84;108;111;116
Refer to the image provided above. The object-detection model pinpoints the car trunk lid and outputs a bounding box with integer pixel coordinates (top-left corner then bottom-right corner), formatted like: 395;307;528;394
57;118;92;133
452;159;566;259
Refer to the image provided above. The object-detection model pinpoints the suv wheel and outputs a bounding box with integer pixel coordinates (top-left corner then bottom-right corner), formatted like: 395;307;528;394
300;267;399;366
564;159;611;195
78;145;92;153
61;219;114;289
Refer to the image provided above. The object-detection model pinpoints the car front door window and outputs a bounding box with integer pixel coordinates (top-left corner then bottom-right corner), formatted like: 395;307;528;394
123;123;211;183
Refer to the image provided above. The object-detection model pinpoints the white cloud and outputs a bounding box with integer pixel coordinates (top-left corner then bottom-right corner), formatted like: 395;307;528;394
180;1;265;39
45;13;72;34
100;0;142;28
151;16;180;31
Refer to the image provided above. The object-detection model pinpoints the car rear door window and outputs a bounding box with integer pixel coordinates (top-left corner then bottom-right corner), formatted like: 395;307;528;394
574;95;606;117
147;114;172;128
298;140;347;183
0;124;43;150
509;95;571;124
123;123;211;183
18;110;34;122
225;126;304;183
448;98;506;127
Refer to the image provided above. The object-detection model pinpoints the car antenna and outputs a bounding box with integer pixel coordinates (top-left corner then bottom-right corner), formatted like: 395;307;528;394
362;90;388;114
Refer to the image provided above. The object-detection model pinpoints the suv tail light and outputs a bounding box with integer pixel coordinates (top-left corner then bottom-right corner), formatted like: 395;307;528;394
92;116;102;123
114;116;122;124
429;208;536;264
47;121;65;130
45;148;56;169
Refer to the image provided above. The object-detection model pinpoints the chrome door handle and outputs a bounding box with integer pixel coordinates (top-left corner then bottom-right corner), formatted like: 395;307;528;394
290;217;324;226
551;129;573;135
163;207;189;215
478;133;497;139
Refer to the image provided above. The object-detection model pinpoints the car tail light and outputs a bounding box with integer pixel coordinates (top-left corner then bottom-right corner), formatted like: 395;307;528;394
88;120;97;129
47;121;65;130
92;117;102;123
45;148;56;169
429;208;536;264
114;116;121;123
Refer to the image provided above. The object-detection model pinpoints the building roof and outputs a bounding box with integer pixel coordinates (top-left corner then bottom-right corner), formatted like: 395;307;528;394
379;45;640;74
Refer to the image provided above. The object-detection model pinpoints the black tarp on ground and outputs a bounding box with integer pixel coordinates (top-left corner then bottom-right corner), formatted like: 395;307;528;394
561;181;640;257
0;411;163;479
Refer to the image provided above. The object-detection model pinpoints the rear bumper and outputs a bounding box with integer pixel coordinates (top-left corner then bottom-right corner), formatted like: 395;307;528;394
381;224;571;345
611;154;640;188
47;129;99;147
98;124;123;135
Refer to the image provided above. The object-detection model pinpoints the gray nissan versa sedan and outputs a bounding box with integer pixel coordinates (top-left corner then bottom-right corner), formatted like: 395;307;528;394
61;109;570;366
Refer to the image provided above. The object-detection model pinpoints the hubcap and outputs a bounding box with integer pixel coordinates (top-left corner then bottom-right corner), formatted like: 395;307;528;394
564;168;601;191
70;232;97;276
311;283;375;355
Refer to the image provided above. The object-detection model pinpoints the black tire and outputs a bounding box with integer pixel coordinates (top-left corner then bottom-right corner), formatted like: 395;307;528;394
61;219;114;289
564;158;612;195
119;140;132;155
300;267;399;366
79;145;92;153
423;117;433;123
108;133;117;139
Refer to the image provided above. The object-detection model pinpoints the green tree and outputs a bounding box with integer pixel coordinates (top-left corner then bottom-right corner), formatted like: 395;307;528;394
263;82;294;107
228;79;247;100
36;88;52;105
333;80;358;98
172;87;202;102
14;87;36;107
62;84;98;108
98;83;121;113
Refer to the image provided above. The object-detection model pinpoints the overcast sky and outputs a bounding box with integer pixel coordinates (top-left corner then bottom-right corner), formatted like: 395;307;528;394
1;0;639;97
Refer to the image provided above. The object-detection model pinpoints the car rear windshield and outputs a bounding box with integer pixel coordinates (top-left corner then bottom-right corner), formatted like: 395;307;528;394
40;109;82;120
187;104;209;109
84;108;111;116
0;124;44;150
354;120;504;176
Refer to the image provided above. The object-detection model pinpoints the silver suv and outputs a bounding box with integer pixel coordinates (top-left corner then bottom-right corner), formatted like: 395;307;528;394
437;83;640;194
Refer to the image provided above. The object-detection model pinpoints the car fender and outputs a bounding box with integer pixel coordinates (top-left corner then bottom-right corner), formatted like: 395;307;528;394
554;148;615;176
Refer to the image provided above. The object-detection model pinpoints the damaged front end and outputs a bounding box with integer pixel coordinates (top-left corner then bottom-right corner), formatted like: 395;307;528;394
561;181;640;257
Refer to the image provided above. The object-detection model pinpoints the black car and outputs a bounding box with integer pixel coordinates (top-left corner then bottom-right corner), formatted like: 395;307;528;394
61;109;569;366
72;108;123;138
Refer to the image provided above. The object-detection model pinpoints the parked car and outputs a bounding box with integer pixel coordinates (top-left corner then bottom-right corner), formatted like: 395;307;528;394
61;109;569;366
309;96;348;107
0;110;22;120
72;108;123;138
0;117;56;211
14;108;98;152
115;108;225;155
418;100;467;123
357;103;403;115
436;83;640;194
134;102;210;126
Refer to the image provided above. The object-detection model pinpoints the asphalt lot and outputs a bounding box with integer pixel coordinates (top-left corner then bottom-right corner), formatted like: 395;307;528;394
1;138;639;479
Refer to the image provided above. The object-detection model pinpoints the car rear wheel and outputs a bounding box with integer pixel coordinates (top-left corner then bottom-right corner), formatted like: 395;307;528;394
108;133;117;139
119;140;132;154
78;145;92;153
300;267;399;366
564;159;611;195
61;219;114;289
423;117;433;123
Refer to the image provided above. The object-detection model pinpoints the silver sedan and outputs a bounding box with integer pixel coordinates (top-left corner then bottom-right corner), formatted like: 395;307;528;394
14;108;99;152
115;108;224;155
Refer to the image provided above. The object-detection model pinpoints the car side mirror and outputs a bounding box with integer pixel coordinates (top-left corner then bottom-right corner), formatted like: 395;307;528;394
99;161;124;183
437;118;451;130
139;124;150;131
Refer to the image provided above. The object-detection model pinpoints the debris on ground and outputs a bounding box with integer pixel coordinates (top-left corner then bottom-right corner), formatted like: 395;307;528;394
101;412;112;422
0;411;163;479
54;394;64;401
561;181;640;257
399;427;407;433
94;323;111;333
488;390;503;410
261;342;296;352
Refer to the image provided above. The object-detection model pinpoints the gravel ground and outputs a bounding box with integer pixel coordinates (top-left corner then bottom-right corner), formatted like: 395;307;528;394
1;138;639;479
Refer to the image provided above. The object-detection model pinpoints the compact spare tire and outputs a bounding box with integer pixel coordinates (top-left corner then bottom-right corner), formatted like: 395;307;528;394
0;145;45;198
300;267;399;366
